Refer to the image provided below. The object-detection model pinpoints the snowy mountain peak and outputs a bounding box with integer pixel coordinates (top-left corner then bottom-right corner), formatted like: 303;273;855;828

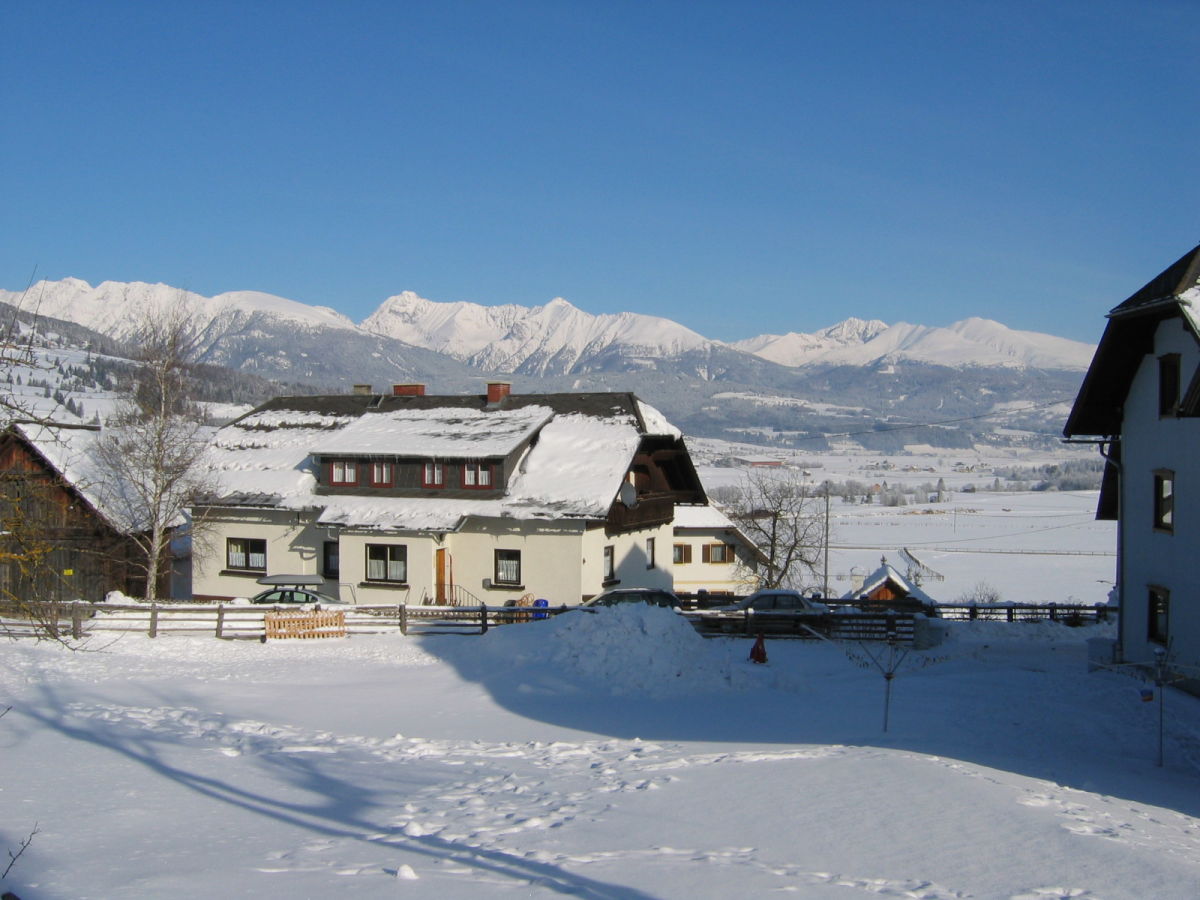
730;315;1092;370
363;292;712;375
817;317;890;342
1;278;360;344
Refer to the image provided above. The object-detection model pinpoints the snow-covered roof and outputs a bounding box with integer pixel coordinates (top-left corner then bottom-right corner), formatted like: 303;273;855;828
313;404;554;458
12;422;145;533
672;504;736;530
202;392;680;529
844;559;937;605
636;399;681;438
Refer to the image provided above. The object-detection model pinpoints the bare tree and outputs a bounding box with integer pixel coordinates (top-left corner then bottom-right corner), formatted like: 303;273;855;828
720;469;826;590
957;581;1002;605
94;301;215;602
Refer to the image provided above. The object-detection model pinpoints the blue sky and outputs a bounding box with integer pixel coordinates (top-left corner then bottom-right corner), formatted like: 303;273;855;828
2;1;1196;343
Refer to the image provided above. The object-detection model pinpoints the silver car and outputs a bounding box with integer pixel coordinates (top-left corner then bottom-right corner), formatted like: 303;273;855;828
702;589;828;634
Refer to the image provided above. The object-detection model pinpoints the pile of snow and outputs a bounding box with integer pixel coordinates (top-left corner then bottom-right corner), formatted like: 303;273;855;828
468;605;806;697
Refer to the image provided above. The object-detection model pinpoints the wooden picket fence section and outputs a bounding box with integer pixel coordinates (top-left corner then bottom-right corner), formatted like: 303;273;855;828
264;609;346;640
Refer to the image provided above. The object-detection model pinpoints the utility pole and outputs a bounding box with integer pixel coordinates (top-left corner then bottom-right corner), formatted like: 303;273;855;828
822;481;831;598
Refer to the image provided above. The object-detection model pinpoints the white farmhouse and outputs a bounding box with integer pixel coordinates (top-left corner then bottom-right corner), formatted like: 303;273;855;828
670;504;765;596
1065;244;1200;687
190;383;709;606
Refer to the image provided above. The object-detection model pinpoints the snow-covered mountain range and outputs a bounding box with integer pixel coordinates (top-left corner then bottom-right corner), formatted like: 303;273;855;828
732;316;1095;370
10;277;359;340
2;279;1096;375
0;278;1096;450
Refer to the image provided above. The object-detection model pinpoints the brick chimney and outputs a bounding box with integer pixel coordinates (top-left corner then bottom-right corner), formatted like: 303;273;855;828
486;382;512;406
392;384;426;396
352;384;373;395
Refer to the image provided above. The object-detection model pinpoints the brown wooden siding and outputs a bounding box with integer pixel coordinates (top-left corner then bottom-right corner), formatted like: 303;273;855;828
0;433;147;603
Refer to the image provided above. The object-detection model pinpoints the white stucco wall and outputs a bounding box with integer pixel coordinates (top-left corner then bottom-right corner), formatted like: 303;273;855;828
579;522;675;600
333;531;439;605
192;509;679;607
192;507;335;602
1119;317;1200;669
671;528;760;595
444;519;587;607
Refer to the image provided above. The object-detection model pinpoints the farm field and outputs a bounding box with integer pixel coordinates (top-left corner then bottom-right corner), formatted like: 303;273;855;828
1;443;1147;900
693;443;1116;609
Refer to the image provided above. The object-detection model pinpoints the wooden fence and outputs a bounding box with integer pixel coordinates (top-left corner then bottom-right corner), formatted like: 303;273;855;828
264;609;347;640
0;601;573;640
912;602;1113;625
0;597;1113;644
683;610;918;643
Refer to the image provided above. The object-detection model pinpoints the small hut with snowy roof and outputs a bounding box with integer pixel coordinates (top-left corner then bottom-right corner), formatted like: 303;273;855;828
844;556;938;615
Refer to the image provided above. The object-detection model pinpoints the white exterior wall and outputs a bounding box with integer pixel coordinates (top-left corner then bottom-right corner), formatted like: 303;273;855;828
192;508;335;602
336;531;439;606
192;511;677;607
1119;318;1200;669
580;522;675;600
671;528;760;595
444;520;586;607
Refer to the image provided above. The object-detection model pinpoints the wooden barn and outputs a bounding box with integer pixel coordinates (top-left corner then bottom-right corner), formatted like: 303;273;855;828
0;422;150;603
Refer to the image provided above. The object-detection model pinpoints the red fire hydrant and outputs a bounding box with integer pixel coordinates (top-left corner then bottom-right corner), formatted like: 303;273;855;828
749;633;768;664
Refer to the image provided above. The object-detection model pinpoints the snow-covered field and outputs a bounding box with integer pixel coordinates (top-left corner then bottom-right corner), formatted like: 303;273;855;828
694;448;1116;608
0;429;1149;898
4;604;1199;899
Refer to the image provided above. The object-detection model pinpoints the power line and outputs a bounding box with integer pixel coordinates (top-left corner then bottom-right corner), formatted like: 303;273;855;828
833;545;1114;557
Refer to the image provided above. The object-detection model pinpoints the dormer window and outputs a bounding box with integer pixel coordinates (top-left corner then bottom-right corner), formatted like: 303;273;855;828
369;462;393;487
423;462;445;488
329;460;358;486
461;462;494;489
1159;354;1181;417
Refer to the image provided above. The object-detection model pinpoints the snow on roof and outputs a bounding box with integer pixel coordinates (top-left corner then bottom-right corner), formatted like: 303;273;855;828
204;395;657;527
14;423;145;533
637;399;680;438
672;504;735;530
313;404;553;457
201;411;335;504
503;412;642;517
845;559;937;604
1179;286;1200;335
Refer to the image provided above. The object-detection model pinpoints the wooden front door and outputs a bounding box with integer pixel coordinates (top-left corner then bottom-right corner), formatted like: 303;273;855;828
436;549;451;603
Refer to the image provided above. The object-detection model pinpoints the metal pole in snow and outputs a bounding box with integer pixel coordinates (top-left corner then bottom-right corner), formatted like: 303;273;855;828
822;484;831;599
883;672;894;732
1155;647;1166;768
